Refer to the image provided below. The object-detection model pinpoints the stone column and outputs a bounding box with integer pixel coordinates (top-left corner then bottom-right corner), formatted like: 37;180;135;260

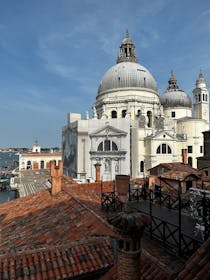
108;211;150;280
94;163;101;182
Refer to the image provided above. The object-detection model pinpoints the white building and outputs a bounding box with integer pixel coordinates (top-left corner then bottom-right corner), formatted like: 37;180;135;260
19;139;62;170
62;31;209;180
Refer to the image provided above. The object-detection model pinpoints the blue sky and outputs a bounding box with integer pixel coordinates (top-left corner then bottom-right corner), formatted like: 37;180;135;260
0;0;210;147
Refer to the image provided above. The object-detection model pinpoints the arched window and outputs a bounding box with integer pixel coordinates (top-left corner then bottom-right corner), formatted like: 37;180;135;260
188;157;192;166
97;140;118;152
111;110;117;118
147;111;152;127
112;142;118;151
122;110;127;118
140;161;144;172
97;142;103;151
156;144;172;154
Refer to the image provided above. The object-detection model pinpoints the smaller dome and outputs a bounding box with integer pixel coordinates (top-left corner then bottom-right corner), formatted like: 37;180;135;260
160;90;192;108
160;71;192;108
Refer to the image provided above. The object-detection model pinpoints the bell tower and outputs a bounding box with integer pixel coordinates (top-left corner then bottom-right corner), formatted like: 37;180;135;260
32;138;41;153
193;71;209;122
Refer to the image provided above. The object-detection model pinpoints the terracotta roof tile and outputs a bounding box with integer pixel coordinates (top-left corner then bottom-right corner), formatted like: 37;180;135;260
0;237;113;279
0;182;114;254
159;170;200;181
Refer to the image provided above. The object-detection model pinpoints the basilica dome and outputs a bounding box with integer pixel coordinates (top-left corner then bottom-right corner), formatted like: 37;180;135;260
160;71;192;108
97;30;157;96
97;62;157;95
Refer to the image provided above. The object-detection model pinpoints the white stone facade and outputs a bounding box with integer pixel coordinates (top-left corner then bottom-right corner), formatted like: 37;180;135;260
62;31;209;180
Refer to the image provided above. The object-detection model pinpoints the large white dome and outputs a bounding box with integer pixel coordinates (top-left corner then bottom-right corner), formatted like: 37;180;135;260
97;61;157;96
97;30;158;97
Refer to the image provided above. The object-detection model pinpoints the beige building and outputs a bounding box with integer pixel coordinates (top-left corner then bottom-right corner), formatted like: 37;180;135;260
19;139;61;170
62;31;209;180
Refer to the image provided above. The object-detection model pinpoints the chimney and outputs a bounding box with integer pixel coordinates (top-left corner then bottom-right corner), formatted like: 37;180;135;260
109;211;150;280
50;160;63;195
182;149;188;164
94;163;101;182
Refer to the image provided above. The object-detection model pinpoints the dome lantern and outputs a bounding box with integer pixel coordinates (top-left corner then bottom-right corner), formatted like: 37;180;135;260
117;29;138;64
167;71;179;90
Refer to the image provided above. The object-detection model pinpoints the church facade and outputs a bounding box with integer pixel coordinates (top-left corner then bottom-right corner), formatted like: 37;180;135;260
62;31;209;180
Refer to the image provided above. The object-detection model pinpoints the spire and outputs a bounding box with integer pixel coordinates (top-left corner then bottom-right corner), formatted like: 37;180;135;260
167;70;179;90
125;28;129;39
34;138;39;147
117;30;138;64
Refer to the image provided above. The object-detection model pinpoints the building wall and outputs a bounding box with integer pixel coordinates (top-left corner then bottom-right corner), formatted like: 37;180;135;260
19;153;62;170
62;116;130;181
163;107;192;120
95;89;160;123
177;119;209;168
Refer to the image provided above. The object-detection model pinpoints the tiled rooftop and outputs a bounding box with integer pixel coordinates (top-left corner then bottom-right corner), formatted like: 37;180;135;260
152;162;201;174
0;174;208;279
159;170;200;181
0;182;114;253
0;237;114;280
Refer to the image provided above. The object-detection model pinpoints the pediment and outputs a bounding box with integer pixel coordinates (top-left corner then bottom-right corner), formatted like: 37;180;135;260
145;130;175;141
90;125;127;138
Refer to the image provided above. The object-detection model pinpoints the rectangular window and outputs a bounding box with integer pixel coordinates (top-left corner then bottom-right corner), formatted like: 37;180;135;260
205;170;208;176
162;144;166;154
171;111;175;118
200;146;203;153
188;146;193;153
104;140;110;151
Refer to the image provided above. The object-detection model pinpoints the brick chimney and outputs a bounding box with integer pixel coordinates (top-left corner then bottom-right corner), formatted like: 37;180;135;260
182;149;188;164
109;211;150;280
94;163;101;182
50;160;63;195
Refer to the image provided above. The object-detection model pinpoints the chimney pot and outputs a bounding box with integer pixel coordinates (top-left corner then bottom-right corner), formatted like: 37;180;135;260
94;163;101;182
182;149;188;164
50;160;63;195
108;211;150;280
